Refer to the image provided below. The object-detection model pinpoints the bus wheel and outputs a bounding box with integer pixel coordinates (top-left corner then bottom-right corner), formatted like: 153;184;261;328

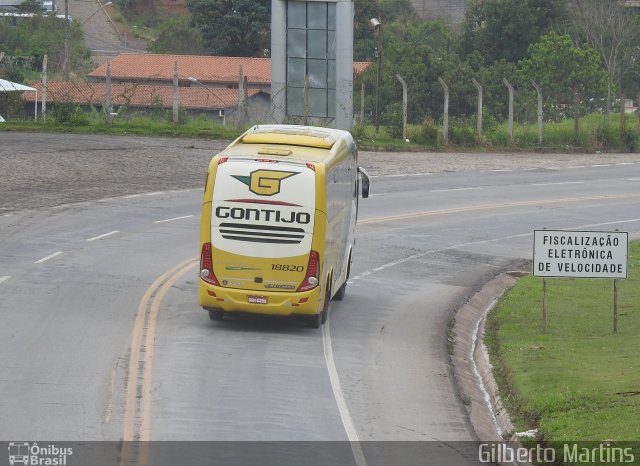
309;311;322;328
333;281;346;301
310;286;330;328
333;253;350;301
208;308;224;321
321;285;331;324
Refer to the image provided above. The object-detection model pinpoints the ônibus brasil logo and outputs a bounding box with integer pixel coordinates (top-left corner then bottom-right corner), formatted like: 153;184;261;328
232;170;298;196
7;442;73;465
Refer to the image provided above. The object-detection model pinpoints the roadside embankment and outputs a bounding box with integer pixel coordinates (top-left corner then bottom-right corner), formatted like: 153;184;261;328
453;241;640;464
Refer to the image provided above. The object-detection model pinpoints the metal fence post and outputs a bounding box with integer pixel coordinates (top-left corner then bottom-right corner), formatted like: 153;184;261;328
105;59;112;124
438;77;449;144
172;62;179;124
471;78;482;136
396;74;407;141
41;54;47;122
503;78;514;144
360;82;365;125
531;80;543;144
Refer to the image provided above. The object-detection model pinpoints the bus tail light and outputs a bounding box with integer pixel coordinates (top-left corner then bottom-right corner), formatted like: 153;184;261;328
297;250;319;291
200;242;219;285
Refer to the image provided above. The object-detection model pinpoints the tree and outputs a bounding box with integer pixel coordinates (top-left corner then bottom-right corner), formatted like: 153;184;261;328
520;32;608;135
568;0;640;118
148;16;207;55
186;0;269;57
459;0;566;65
0;15;90;76
355;19;460;123
353;0;415;61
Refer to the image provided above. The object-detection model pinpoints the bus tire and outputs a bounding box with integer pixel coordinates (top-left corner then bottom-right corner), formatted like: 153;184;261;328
208;308;224;321
321;284;331;324
309;311;322;328
333;281;346;301
310;285;331;328
333;252;351;301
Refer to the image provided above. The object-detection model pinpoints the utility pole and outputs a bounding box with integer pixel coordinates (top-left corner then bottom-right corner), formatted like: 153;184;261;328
63;0;69;81
370;18;382;132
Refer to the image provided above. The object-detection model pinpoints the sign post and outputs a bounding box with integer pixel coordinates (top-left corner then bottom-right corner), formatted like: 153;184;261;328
542;277;547;333
533;230;628;333
614;278;619;333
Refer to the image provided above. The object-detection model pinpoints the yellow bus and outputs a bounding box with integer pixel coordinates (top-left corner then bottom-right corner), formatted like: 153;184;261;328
198;125;370;327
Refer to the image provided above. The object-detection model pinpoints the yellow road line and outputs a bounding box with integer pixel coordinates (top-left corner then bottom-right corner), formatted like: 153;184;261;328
359;193;640;225
120;256;197;465
115;191;639;461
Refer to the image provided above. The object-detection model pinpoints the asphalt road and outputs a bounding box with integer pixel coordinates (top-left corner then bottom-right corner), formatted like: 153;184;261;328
1;133;639;465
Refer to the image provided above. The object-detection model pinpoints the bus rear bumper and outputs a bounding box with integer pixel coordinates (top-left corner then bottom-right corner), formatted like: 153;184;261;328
198;280;321;316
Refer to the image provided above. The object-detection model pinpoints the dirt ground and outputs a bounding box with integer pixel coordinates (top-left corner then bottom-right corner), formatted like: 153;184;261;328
1;132;639;213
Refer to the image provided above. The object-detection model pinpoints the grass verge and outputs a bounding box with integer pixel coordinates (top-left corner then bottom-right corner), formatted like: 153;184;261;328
0;117;243;140
486;241;640;446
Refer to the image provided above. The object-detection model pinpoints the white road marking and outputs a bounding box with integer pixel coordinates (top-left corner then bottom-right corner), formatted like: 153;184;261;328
153;215;194;224
531;181;585;186
371;173;433;178
350;217;640;283
34;251;63;264
87;230;119;242
567;166;586;169
430;187;482;193
627;178;640;182
591;164;611;167
490;169;512;172
571;218;640;229
52;201;92;209
145;192;165;196
0;276;11;284
124;194;142;199
168;189;195;193
616;163;634;166
323;321;368;466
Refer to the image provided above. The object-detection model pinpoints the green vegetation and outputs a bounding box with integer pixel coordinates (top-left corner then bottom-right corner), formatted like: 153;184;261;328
1;0;639;152
147;16;206;55
2;111;638;153
186;0;269;57
351;112;640;152
0;15;91;80
486;241;640;445
520;32;608;136
0;113;242;139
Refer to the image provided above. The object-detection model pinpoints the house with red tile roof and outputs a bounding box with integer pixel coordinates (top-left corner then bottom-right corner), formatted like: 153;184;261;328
87;53;371;94
24;81;271;124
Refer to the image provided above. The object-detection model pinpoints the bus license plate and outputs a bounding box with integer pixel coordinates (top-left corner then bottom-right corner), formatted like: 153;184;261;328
248;295;268;304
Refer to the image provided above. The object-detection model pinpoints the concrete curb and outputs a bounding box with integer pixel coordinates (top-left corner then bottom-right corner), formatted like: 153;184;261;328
451;271;516;441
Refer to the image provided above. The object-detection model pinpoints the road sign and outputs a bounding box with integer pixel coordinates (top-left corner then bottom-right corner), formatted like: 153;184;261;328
533;230;628;279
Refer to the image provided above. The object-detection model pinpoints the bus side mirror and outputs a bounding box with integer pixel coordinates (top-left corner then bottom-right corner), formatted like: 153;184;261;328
358;166;370;198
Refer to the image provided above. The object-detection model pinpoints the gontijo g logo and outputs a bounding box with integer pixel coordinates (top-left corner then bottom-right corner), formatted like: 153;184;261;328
232;170;298;196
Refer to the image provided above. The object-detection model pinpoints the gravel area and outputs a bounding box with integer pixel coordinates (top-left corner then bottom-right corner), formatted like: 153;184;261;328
1;132;639;212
